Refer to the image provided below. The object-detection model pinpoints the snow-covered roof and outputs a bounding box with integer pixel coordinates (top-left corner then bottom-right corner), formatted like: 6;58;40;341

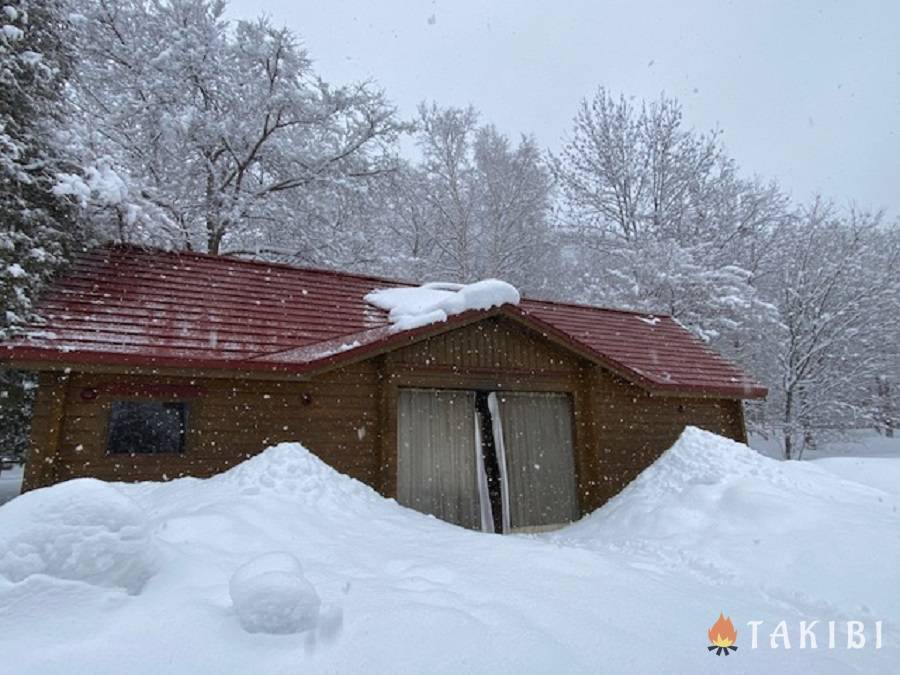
0;245;767;398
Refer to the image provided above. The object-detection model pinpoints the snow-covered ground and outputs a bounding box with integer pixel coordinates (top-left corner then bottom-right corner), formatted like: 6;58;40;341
750;429;900;460
1;429;897;674
0;464;23;506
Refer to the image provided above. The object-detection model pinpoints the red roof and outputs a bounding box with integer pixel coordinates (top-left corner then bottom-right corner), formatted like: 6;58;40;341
0;245;766;398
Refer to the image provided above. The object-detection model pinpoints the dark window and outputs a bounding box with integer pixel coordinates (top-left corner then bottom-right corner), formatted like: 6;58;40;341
106;401;188;455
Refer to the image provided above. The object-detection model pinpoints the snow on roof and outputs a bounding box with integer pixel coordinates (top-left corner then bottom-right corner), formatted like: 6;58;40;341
364;280;520;332
0;245;767;398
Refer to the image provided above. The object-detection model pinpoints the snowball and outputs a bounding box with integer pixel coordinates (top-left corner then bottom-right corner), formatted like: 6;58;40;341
0;479;155;593
365;279;520;332
229;552;321;634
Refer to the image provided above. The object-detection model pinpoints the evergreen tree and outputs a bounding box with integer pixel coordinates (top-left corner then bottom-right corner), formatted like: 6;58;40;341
0;0;81;457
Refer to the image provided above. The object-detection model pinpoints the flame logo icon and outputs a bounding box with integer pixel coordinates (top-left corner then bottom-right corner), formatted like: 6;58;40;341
707;612;738;655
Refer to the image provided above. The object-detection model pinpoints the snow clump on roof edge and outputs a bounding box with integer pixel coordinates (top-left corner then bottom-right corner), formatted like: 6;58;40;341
364;279;521;332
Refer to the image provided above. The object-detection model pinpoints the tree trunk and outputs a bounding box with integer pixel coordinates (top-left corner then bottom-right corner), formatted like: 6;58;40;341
205;168;221;254
783;389;793;460
207;228;222;255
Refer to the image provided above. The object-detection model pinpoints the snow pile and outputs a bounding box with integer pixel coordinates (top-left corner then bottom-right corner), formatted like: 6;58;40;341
211;442;382;508
559;427;899;616
1;432;899;673
365;280;520;332
564;426;861;539
229;552;321;634
562;427;792;542
0;478;155;593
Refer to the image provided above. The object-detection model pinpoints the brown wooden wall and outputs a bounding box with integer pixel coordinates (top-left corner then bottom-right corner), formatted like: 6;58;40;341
24;363;382;490
23;315;747;517
577;367;745;512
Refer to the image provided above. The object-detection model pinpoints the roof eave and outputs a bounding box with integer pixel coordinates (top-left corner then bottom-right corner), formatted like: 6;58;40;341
1;304;768;400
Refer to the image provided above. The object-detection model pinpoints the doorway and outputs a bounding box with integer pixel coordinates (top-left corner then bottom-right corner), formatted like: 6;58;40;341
396;388;579;533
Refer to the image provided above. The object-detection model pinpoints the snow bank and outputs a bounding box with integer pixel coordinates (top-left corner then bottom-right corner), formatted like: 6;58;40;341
563;426;867;542
1;433;899;673
0;478;155;593
365;280;520;332
229;552;321;634
557;426;900;621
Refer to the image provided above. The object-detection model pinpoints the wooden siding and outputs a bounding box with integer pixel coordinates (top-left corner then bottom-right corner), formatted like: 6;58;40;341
378;317;584;503
23;363;381;490
22;315;747;519
387;316;576;376
22;371;69;490
578;366;745;511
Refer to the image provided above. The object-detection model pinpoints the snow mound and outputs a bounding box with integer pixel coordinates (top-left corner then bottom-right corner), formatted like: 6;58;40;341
0;478;155;593
559;426;895;566
365;280;520;332
563;427;811;538
2;432;900;672
229;552;321;634
212;442;380;503
609;425;784;496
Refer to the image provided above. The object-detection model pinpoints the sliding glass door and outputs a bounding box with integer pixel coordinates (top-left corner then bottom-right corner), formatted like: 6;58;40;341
396;388;579;532
397;389;481;530
493;392;579;532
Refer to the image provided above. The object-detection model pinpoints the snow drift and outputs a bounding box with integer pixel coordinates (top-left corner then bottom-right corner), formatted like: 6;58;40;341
365;280;520;332
558;427;900;619
0;430;898;674
0;478;155;593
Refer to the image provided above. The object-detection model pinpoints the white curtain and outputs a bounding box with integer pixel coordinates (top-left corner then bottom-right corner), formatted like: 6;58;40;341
397;389;481;530
473;410;495;533
495;392;579;530
487;393;511;533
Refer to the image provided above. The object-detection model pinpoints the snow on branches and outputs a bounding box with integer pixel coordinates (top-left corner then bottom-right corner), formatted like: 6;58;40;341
68;0;402;258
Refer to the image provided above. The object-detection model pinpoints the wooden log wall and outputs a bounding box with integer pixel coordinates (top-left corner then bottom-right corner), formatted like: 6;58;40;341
23;315;747;518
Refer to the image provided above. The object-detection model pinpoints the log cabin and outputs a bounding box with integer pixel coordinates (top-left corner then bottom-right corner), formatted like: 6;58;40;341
0;245;766;533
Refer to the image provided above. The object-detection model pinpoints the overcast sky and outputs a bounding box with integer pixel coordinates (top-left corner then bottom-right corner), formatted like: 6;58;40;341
227;0;900;216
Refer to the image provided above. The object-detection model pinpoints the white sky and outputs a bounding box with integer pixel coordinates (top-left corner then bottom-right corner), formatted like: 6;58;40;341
226;0;900;216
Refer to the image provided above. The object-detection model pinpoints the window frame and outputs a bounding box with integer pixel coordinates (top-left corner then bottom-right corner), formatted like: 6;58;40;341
105;399;190;456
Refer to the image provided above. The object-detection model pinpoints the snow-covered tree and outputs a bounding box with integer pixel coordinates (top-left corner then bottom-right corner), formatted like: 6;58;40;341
0;0;82;457
574;238;777;343
766;203;900;459
552;88;722;242
67;0;402;260
385;104;553;290
552;88;787;356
